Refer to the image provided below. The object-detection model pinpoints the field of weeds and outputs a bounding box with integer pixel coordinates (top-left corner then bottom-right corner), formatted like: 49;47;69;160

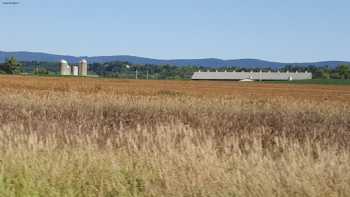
0;75;350;196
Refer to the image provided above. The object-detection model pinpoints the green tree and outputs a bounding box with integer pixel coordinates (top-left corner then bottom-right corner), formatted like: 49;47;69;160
336;65;350;79
0;57;22;74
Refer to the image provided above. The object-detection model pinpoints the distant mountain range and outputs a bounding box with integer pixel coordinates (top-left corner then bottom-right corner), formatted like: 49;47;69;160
0;51;349;68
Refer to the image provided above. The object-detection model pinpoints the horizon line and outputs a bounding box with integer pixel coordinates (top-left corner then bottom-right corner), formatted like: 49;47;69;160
1;50;350;64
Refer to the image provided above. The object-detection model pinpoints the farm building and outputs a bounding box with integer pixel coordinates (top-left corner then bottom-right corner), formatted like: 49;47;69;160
60;59;88;76
192;71;312;81
60;60;71;75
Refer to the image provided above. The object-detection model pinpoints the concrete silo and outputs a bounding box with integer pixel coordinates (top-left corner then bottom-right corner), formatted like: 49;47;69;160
60;60;71;75
79;59;88;76
73;66;79;76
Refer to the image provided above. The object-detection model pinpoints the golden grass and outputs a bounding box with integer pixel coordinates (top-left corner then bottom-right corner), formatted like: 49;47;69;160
0;75;349;196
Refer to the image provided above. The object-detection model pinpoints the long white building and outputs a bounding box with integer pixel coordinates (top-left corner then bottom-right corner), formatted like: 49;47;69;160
192;71;312;81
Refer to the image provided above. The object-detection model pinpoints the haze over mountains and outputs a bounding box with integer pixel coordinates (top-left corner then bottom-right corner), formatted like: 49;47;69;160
0;51;349;68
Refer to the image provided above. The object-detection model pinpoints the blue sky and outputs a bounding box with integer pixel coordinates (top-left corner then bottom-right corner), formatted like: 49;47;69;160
1;0;349;62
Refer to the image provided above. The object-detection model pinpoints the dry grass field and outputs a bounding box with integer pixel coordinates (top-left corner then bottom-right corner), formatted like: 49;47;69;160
0;75;350;196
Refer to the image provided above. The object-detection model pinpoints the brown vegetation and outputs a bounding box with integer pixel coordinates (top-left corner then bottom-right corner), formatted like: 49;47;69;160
0;75;349;196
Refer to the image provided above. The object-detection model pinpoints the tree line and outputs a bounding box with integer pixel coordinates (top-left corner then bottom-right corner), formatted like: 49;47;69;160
0;57;22;74
0;57;350;80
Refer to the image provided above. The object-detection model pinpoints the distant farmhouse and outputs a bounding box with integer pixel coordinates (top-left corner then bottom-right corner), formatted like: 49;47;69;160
192;71;312;81
60;59;88;76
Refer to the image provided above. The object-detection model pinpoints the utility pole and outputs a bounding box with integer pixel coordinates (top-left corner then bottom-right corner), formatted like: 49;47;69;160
35;65;39;74
146;70;149;80
135;69;138;79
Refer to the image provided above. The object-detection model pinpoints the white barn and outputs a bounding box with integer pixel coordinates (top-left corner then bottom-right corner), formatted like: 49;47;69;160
192;71;312;81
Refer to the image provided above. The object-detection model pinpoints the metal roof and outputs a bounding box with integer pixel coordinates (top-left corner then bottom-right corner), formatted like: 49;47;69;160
192;71;312;81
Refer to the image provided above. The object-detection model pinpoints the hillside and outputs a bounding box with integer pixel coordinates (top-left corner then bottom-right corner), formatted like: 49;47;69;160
0;51;349;68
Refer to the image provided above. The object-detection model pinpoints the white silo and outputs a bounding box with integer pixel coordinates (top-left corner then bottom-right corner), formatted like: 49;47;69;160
79;59;88;76
73;66;79;76
60;60;71;75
